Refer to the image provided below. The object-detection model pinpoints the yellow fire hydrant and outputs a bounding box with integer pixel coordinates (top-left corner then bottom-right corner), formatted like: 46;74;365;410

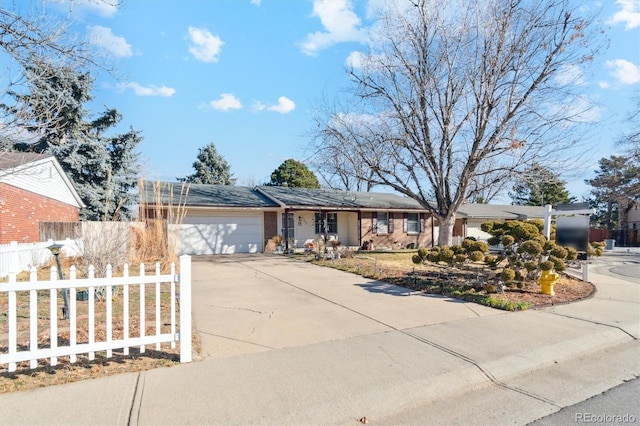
539;269;559;296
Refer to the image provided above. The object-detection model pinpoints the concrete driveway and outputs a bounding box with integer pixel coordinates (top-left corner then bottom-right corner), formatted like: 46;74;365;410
191;254;504;359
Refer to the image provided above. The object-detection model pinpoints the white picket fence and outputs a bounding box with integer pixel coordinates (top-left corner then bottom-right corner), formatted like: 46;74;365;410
0;255;192;372
0;239;80;278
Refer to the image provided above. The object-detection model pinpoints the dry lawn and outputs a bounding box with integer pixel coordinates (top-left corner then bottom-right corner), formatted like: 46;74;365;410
0;257;200;394
311;251;595;309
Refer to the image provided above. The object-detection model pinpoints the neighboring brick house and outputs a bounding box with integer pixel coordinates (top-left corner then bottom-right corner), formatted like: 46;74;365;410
0;152;83;244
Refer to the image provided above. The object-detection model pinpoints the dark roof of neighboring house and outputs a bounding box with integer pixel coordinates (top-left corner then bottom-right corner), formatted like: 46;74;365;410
0;152;52;170
256;186;426;210
457;204;546;220
140;182;280;208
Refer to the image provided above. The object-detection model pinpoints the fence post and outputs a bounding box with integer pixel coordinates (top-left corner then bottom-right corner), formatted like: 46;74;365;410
179;255;192;363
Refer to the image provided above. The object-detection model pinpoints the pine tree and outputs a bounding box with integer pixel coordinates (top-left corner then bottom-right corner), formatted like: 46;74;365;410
268;159;320;188
179;142;235;185
509;163;575;207
2;61;141;220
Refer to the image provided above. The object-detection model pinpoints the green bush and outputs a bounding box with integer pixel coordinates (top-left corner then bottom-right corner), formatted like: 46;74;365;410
518;240;543;256
412;254;423;265
566;247;578;261
455;254;467;264
417;247;429;259
550;245;568;260
549;255;566;272
452;244;467;255
439;247;455;264
469;250;485;262
484;254;498;266
524;261;538;272
501;268;516;282
501;235;515;247
539;260;554;271
426;250;440;263
487;236;501;246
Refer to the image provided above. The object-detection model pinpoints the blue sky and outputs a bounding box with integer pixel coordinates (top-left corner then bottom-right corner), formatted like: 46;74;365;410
40;0;640;201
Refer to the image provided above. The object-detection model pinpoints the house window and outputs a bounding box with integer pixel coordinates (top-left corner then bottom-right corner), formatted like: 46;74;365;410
315;213;338;234
376;212;388;234
407;213;419;233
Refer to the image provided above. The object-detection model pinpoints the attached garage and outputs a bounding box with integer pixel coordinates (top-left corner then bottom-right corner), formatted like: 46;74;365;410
178;212;264;254
140;183;281;255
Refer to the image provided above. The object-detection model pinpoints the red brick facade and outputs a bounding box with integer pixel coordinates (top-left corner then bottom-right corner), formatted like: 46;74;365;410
360;211;434;249
0;183;79;244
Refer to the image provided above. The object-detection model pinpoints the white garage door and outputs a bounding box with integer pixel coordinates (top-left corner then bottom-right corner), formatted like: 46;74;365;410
177;214;263;254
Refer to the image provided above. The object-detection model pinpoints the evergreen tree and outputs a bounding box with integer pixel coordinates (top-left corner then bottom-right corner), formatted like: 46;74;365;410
179;142;235;185
3;61;141;220
268;159;320;188
509;163;575;207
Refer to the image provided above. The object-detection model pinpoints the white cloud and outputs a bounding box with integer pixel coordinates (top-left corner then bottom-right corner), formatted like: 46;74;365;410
606;59;640;84
299;0;367;56
187;27;223;63
554;64;585;86
87;25;132;57
346;51;365;68
598;81;610;89
117;82;175;97
253;97;296;113
608;0;640;29
209;93;242;111
250;0;261;5
267;96;296;113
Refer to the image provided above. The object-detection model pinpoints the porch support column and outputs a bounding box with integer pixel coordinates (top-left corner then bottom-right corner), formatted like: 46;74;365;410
284;208;290;252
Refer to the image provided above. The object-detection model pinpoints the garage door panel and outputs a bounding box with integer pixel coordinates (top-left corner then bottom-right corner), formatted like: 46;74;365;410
178;214;262;255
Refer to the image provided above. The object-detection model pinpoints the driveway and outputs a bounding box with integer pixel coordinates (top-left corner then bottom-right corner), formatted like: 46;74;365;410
191;254;504;359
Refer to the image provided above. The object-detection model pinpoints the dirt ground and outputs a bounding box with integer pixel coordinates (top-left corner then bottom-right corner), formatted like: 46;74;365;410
310;251;595;309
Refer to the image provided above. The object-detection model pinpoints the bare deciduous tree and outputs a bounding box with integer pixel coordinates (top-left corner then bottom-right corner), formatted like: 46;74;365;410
0;2;117;140
311;0;605;245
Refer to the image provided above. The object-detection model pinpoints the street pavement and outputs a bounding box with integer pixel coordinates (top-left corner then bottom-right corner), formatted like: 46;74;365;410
0;250;638;425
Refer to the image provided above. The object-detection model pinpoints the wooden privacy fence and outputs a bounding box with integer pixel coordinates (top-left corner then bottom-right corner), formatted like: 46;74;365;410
0;255;192;373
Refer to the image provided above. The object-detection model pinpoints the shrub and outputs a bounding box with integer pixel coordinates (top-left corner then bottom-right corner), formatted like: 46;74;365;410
549;255;566;272
501;268;516;282
427;250;440;263
539;260;554;271
518;240;543;256
550;245;568;260
466;241;489;253
524;261;538;272
501;235;515;247
469;250;485;262
487;236;501;246
439;247;455;264
455;254;467;264
452;244;467;255
417;247;429;259
412;254;423;265
484;254;498;267
566;247;578;261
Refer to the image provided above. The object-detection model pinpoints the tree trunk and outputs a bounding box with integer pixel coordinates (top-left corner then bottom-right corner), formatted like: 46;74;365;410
437;214;456;246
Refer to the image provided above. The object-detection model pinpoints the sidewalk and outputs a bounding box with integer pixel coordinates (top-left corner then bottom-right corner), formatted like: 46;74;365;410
0;253;638;425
